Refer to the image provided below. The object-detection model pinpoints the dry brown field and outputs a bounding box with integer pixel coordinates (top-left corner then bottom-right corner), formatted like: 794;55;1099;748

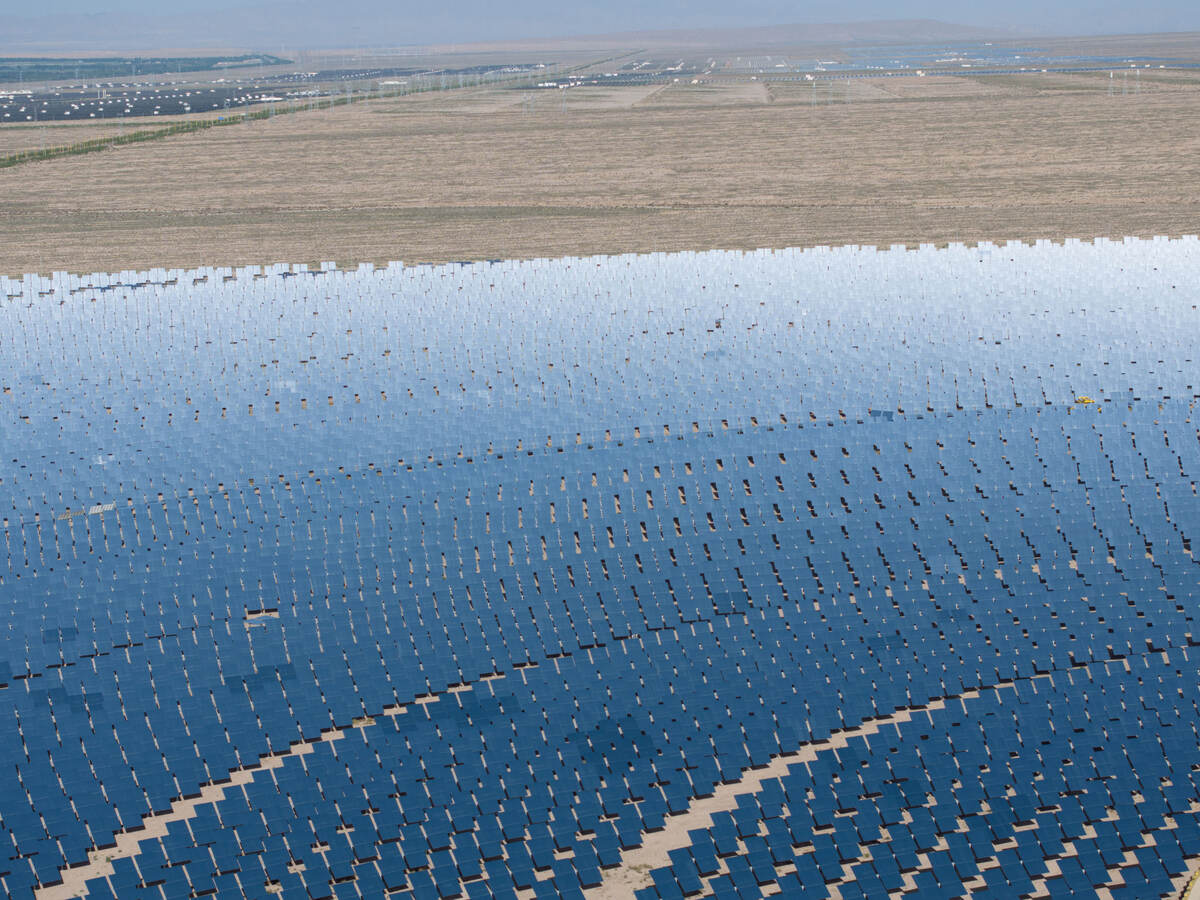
3;64;1200;276
0;122;131;155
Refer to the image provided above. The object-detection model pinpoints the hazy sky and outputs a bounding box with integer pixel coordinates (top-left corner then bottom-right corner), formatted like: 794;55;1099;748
9;0;1200;44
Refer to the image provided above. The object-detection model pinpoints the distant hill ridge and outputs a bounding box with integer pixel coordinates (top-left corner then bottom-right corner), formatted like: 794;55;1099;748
4;10;1027;55
514;19;1032;49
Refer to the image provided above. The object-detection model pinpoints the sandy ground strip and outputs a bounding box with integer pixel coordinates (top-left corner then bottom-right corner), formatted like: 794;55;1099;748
590;661;1200;900
1182;867;1200;899
587;687;992;899
34;677;504;900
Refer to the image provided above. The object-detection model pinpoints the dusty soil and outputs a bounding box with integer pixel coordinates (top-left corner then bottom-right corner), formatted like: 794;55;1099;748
0;122;132;155
3;73;1199;276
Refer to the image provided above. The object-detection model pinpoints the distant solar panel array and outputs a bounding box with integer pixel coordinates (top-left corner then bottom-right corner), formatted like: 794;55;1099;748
0;237;1197;900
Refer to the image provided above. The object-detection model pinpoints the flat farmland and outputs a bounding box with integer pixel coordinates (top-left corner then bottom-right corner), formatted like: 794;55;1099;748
3;72;1200;275
0;122;131;155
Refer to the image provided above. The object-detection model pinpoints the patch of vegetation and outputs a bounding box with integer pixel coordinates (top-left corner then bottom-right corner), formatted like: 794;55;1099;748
0;53;615;170
0;82;466;170
0;105;278;168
